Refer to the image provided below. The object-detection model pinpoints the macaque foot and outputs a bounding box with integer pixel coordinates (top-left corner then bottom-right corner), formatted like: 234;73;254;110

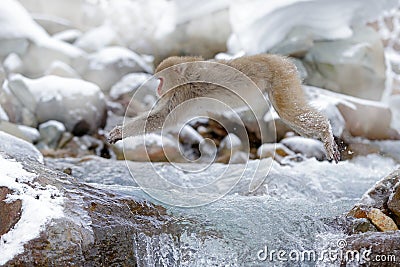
107;125;122;144
324;139;340;164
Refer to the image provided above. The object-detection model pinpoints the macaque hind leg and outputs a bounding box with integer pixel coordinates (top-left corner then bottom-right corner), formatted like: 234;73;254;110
280;107;340;163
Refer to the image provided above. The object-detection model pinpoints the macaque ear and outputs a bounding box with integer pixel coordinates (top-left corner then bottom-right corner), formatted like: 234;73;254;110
157;77;164;96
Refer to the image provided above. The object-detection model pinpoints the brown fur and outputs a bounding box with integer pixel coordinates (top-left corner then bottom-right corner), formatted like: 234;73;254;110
108;54;340;163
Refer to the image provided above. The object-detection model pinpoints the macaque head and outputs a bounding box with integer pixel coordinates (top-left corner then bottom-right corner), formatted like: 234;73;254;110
154;56;204;96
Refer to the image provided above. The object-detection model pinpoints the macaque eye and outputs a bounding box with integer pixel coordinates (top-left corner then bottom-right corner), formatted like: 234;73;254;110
157;77;164;95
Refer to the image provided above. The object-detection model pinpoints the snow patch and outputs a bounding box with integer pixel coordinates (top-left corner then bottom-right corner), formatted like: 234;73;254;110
0;155;64;265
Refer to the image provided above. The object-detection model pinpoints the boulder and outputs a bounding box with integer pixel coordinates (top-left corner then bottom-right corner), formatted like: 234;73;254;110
1;75;107;135
303;26;386;101
280;136;326;161
0;134;175;266
0;131;43;163
74;24;119;52
112;134;181;162
305;86;397;140
38;120;66;149
18;0;105;31
79;47;153;92
0;121;40;143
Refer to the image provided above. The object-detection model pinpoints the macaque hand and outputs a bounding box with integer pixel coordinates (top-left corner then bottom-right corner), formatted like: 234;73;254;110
323;136;340;164
107;125;123;144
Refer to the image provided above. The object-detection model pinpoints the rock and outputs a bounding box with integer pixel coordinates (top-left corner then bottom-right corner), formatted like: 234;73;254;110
305;86;397;140
32;14;75;35
388;95;400;134
0;131;43;163
21;37;87;78
388;181;400;219
367;208;398;231
343;231;400;266
303;26;386;101
74;24;119;52
38;120;66;149
229;151;248;164
0;0;48;59
0;105;9;121
0;0;87;77
257;143;296;163
229;0;397;55
109;72;157;116
348;168;400;223
280;136;326;161
80;47;153;92
0;187;22;236
3;75;107;135
18;0;105;31
52;29;82;43
3;53;23;75
0;138;174;266
219;133;242;153
112;134;181;162
44;61;81;78
0;121;40;143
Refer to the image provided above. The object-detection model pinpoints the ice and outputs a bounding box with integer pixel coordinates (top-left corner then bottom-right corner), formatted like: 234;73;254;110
229;0;399;54
0;155;63;265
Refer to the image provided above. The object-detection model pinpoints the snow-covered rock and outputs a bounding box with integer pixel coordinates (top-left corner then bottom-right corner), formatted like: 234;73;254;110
3;53;23;75
219;133;242;152
229;0;398;55
32;14;75;35
305;86;397;140
79;47;153;92
38;120;66;149
0;131;43;163
109;72;157;116
52;29;82;43
21;37;87;78
303;26;386;101
0;105;9;121
18;0;105;31
0;0;48;58
74;24;119;53
112;133;181;162
0;121;40;143
388;95;400;134
0;0;87;77
0;154;63;265
2;75;107;135
257;143;295;162
109;73;155;100
280;136;326;161
44;61;80;78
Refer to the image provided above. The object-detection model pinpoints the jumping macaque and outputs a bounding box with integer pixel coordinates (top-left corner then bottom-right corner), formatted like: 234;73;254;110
108;54;340;163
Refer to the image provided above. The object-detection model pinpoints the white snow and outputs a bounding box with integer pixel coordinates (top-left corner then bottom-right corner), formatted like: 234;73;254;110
229;0;399;54
0;155;64;265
